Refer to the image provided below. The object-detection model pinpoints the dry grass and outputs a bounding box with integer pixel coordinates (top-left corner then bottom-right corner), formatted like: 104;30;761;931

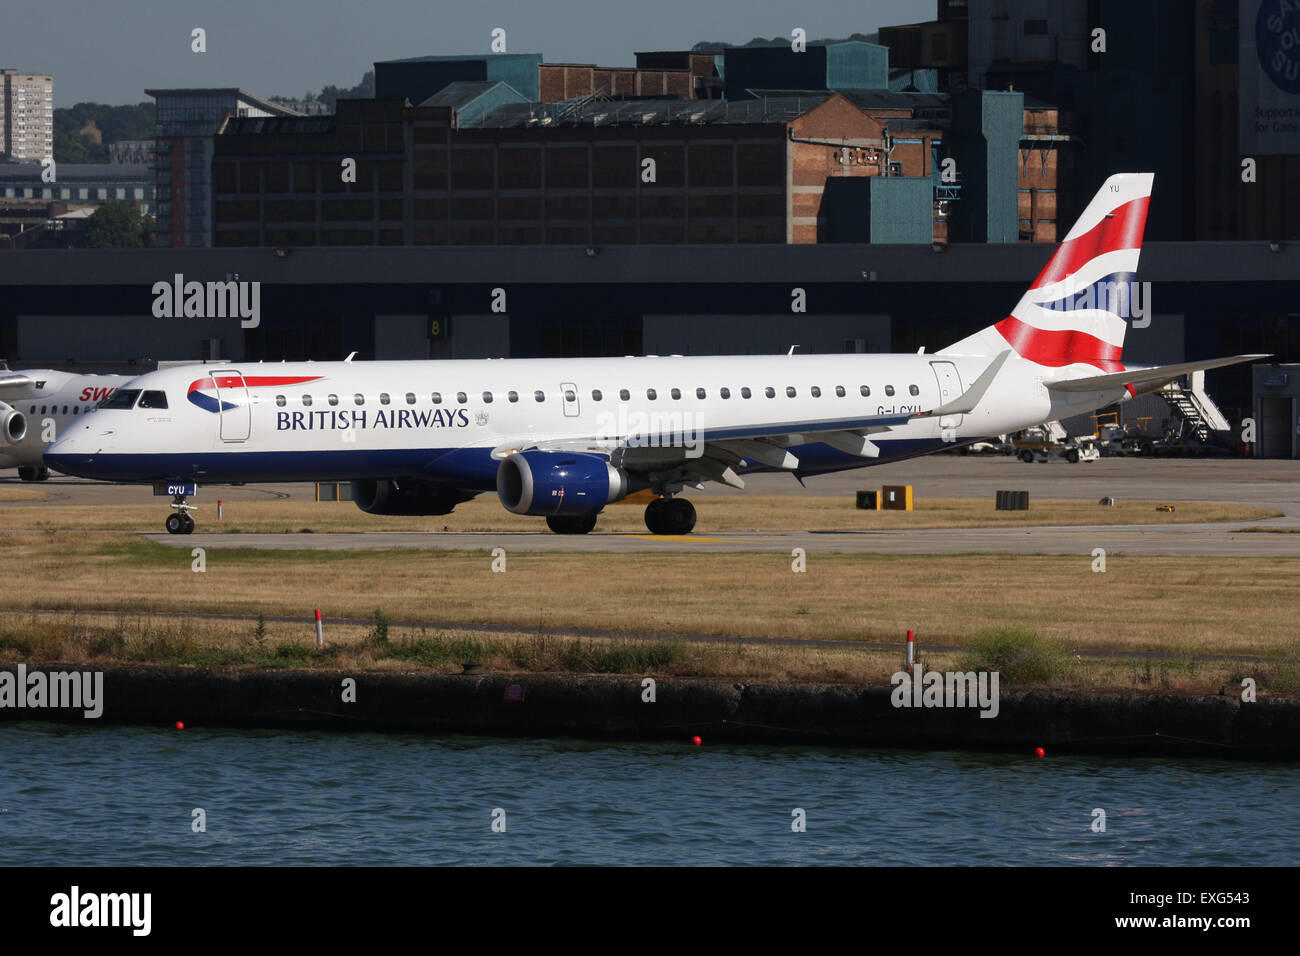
0;492;1276;534
1;610;1292;695
0;486;48;503
0;531;1295;657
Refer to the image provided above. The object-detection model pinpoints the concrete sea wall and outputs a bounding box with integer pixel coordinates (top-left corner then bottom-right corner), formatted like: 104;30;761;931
1;666;1297;759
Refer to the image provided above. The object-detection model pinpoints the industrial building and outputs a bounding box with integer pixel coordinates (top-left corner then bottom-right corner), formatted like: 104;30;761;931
147;88;302;248
208;92;948;249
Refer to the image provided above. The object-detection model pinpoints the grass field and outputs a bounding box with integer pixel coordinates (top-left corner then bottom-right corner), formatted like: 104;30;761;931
0;491;1294;694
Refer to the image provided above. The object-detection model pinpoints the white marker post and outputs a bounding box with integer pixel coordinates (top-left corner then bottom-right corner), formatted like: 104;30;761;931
907;629;915;673
315;608;324;649
217;498;223;520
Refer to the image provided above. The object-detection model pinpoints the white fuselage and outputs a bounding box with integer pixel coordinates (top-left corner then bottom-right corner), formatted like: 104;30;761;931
43;353;1126;488
0;370;133;471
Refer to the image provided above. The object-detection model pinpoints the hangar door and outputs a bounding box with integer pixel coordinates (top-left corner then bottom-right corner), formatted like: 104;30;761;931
1260;396;1293;458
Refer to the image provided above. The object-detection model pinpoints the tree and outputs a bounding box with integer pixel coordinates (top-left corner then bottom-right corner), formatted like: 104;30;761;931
83;203;149;248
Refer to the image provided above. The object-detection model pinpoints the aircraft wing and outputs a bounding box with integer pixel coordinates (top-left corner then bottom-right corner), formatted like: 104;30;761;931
489;408;925;491
0;370;33;392
1048;354;1269;394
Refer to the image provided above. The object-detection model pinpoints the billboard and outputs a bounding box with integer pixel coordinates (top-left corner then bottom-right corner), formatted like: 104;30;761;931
1241;0;1300;154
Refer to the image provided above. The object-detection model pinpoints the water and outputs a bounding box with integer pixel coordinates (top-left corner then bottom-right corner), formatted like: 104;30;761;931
2;723;1297;865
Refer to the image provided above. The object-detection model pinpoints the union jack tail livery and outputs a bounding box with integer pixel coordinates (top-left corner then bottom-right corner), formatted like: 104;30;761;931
940;172;1153;371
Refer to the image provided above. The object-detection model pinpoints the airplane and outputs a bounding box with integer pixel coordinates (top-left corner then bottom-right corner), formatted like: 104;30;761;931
0;365;134;481
44;173;1264;535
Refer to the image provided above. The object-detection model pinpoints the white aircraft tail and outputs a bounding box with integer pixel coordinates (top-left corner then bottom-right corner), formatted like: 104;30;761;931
940;172;1154;371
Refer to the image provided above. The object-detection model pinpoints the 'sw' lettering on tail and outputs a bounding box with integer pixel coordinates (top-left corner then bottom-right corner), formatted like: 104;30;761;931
940;172;1154;371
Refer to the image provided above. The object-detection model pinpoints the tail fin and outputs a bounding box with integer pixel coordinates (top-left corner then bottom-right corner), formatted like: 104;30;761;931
939;172;1154;371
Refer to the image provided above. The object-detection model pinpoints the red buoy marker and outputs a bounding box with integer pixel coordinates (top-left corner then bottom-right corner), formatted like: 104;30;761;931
691;735;702;746
1034;746;1046;758
174;721;185;730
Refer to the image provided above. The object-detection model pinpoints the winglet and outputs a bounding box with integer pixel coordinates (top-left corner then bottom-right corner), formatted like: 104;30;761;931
915;350;1011;418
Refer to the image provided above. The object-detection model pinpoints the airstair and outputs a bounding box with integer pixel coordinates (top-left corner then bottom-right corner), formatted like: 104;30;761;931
1158;370;1231;443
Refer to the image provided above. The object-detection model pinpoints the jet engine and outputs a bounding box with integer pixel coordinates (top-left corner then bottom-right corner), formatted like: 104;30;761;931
496;451;636;516
351;479;476;516
0;402;26;446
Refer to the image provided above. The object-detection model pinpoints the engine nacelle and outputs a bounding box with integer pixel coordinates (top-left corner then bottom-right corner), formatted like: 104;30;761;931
497;451;632;516
0;402;26;446
351;479;475;516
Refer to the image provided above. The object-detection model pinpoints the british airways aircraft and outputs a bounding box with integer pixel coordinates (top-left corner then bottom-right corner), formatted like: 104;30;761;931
0;366;133;481
45;174;1261;535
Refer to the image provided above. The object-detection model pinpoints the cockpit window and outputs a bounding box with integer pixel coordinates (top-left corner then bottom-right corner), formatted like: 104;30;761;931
138;390;169;409
99;389;140;410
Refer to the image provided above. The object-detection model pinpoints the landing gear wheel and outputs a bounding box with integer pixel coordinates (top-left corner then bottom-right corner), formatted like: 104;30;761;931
17;466;49;481
1019;450;1035;463
645;497;696;535
181;513;196;534
166;514;185;534
546;513;597;535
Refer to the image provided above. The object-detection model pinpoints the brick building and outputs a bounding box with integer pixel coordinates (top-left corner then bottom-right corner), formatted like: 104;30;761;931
211;93;944;249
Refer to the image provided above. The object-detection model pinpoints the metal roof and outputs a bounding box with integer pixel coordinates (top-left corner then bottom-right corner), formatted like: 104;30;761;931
144;88;302;117
419;80;519;109
222;115;336;135
0;163;153;182
477;94;830;128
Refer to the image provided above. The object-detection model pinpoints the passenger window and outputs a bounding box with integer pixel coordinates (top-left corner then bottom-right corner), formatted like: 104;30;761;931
405;393;415;405
811;386;821;398
328;394;339;406
380;393;391;405
646;388;657;400
670;388;681;400
482;391;493;403
564;389;576;402
835;386;845;397
457;392;468;404
909;384;919;396
302;394;313;407
885;385;895;397
860;385;871;397
619;388;630;401
785;387;796;398
432;392;442;404
764;387;775;398
534;390;545;402
354;393;365;406
138;391;168;410
741;387;752;399
62;405;69;414
720;387;730;399
696;387;706;399
592;389;602;401
508;391;519;403
40;405;46;414
275;395;286;407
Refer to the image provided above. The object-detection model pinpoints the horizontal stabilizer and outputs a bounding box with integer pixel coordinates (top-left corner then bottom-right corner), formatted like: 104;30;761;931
1048;354;1269;393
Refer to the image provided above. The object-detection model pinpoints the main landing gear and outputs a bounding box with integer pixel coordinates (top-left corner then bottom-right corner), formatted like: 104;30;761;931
644;496;696;535
17;465;49;482
165;491;196;535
